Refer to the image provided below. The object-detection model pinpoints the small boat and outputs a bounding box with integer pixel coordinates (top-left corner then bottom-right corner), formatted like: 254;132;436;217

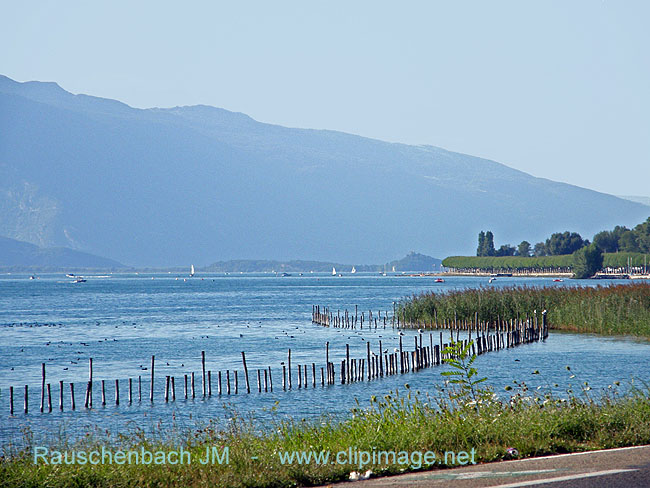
74;277;86;283
553;278;563;282
435;278;445;283
66;273;75;278
489;277;496;283
29;275;36;280
279;272;291;277
351;266;356;274
189;264;195;277
332;267;337;276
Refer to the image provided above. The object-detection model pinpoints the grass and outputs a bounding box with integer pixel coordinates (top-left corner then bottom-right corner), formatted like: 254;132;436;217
441;252;650;272
399;282;650;338
2;360;650;487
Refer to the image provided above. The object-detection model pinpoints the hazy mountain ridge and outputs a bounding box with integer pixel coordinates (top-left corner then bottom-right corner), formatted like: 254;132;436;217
203;252;442;273
1;75;647;266
0;235;124;269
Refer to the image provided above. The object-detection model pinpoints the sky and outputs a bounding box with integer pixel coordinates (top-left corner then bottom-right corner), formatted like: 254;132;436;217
1;0;649;196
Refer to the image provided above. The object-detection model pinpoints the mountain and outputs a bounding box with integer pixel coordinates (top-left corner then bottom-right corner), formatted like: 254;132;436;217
1;75;648;266
0;235;124;269
618;196;650;207
386;252;442;272
202;252;441;273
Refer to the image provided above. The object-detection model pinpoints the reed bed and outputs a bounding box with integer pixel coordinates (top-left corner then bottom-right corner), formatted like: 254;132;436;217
399;283;650;338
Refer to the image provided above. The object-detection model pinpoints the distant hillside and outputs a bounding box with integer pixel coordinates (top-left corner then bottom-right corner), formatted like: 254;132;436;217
2;75;649;266
386;251;442;272
618;195;650;207
0;235;124;269
203;252;441;273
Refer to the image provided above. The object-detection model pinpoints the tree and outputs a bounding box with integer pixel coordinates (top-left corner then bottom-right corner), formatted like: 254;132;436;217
619;230;640;252
516;241;531;257
573;243;603;279
495;244;516;257
484;231;496;256
533;242;547;256
632;217;650;253
546;231;585;255
477;231;486;257
592;230;618;253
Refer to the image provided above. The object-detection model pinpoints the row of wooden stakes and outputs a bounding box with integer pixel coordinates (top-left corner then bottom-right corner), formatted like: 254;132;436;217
5;312;548;416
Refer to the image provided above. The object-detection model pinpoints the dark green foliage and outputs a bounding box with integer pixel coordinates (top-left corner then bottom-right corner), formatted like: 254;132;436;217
533;242;548;256
545;231;585;255
495;244;516;257
477;230;496;256
634;217;650;253
573;244;604;279
517;241;531;257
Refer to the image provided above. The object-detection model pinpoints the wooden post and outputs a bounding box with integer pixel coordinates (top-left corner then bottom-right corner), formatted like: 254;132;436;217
366;342;371;380
115;379;120;405
171;377;175;401
47;383;52;412
184;374;188;399
191;372;196;398
312;363;316;388
129;378;133;404
9;386;13;415
226;370;231;395
346;344;351;382
288;349;292;389
138;376;142;402
208;371;212;396
40;363;45;413
268;366;273;392
150;355;155;403
70;383;75;410
24;385;28;414
282;364;286;391
235;371;239;394
88;358;93;408
399;336;404;374
164;376;169;402
218;371;222;395
242;352;251;394
325;342;330;385
201;351;206;397
101;379;106;406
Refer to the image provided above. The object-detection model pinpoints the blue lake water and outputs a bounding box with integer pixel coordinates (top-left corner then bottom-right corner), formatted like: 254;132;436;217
1;273;649;450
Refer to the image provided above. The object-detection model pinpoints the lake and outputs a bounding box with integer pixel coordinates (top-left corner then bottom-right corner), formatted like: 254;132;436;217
1;273;649;449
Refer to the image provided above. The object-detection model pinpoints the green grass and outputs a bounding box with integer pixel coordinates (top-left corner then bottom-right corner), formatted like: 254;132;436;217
2;378;650;488
399;283;650;337
441;252;650;272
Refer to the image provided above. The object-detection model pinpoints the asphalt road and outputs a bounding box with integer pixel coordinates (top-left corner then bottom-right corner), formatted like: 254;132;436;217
325;445;650;487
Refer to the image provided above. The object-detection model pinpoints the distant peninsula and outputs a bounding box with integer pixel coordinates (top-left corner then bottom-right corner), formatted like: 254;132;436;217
203;252;442;273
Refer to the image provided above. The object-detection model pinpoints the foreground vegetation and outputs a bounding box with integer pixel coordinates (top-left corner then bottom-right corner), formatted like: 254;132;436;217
2;344;650;488
399;282;650;338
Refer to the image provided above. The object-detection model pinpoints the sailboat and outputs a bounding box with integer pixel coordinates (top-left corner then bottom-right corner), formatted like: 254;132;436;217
332;267;336;276
190;264;195;277
351;266;356;274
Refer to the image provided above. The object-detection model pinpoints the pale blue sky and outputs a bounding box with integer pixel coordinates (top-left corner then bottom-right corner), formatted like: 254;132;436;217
2;0;648;195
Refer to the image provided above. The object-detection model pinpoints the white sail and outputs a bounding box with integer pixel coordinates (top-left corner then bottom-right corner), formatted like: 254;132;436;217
332;267;336;276
351;266;356;274
190;264;195;277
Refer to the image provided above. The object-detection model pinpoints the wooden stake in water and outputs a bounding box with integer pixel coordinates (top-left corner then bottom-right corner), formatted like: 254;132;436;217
115;379;120;406
9;386;14;415
288;349;292;389
70;383;75;410
101;380;106;406
47;383;52;412
24;385;28;414
242;352;251;394
150;355;155;403
40;363;45;413
201;351;206;397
